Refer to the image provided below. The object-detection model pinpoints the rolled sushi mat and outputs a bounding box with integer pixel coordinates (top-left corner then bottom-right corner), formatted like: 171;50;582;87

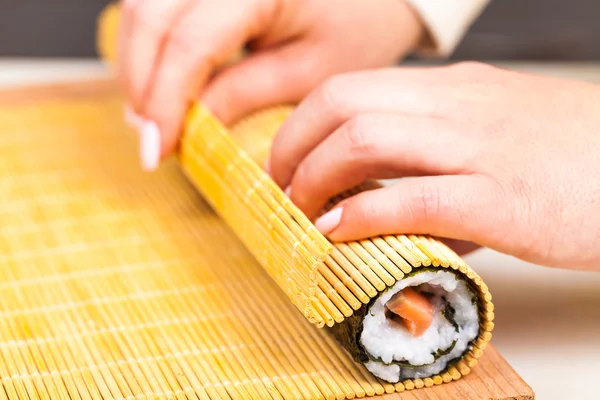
0;80;534;399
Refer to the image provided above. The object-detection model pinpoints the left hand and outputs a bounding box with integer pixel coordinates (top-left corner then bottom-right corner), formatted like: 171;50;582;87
267;62;600;271
117;0;425;170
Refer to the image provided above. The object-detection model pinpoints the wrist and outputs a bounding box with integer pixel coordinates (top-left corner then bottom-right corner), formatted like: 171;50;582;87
393;0;428;55
403;0;490;58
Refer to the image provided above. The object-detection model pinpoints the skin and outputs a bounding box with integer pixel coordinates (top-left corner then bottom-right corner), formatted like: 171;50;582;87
268;62;600;271
118;0;425;161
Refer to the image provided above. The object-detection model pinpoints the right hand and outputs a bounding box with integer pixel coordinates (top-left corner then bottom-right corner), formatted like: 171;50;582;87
117;0;425;170
268;62;600;270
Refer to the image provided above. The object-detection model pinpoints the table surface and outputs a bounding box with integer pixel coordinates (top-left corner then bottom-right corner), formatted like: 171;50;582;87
2;58;600;400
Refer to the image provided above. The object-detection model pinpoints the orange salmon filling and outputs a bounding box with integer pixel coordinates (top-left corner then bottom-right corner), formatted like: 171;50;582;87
385;287;434;337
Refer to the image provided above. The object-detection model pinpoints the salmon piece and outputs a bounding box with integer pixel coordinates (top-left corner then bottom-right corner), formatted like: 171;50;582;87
403;319;428;337
385;287;434;337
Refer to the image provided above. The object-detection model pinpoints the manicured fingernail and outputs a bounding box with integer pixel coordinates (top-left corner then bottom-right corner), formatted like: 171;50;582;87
315;208;342;235
124;105;143;129
139;121;161;171
284;186;292;197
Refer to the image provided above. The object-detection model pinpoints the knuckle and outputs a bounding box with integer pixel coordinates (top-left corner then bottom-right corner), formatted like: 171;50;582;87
167;26;198;56
291;162;312;196
408;181;444;223
345;194;377;224
502;174;535;225
505;176;546;251
448;61;498;79
342;117;377;159
162;19;210;63
164;37;214;75
488;176;548;259
131;4;171;36
318;74;350;115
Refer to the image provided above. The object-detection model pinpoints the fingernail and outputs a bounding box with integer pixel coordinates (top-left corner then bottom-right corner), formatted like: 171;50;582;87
139;120;161;171
284;186;292;197
315;207;343;235
264;156;271;174
124;105;143;129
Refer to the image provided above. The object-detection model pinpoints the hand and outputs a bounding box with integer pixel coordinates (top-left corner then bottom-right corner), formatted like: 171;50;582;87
268;62;600;271
118;0;425;169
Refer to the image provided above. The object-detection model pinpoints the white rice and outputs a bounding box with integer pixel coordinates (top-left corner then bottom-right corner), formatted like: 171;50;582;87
360;270;479;382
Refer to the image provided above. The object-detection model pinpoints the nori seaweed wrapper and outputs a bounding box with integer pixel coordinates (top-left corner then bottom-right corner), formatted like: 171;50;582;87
326;268;479;367
327;299;372;364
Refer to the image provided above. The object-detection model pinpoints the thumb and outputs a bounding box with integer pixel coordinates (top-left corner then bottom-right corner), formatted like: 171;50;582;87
200;43;322;125
315;175;505;247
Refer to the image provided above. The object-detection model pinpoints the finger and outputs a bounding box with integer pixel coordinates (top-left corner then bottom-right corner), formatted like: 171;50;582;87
117;0;142;86
268;66;456;188
143;0;271;159
287;113;477;219
314;175;505;246
124;0;194;111
201;42;326;125
268;62;504;189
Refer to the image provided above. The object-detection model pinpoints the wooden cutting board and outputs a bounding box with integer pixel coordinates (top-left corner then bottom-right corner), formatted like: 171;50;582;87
0;80;534;400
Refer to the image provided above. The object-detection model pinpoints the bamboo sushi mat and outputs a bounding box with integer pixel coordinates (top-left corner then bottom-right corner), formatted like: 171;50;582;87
0;81;534;400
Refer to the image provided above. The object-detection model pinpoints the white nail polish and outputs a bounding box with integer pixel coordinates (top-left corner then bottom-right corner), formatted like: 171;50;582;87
139;121;161;171
315;207;343;235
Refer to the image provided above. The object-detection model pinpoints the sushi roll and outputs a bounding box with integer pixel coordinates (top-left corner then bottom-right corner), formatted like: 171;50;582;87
329;268;481;383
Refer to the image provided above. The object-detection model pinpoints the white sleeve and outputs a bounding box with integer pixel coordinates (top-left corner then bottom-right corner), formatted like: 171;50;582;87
405;0;490;58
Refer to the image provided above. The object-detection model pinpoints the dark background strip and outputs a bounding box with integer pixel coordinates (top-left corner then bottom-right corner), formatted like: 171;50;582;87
0;0;598;60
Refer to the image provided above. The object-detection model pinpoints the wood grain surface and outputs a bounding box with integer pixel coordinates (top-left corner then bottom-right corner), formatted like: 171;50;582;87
0;80;535;400
382;346;533;400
